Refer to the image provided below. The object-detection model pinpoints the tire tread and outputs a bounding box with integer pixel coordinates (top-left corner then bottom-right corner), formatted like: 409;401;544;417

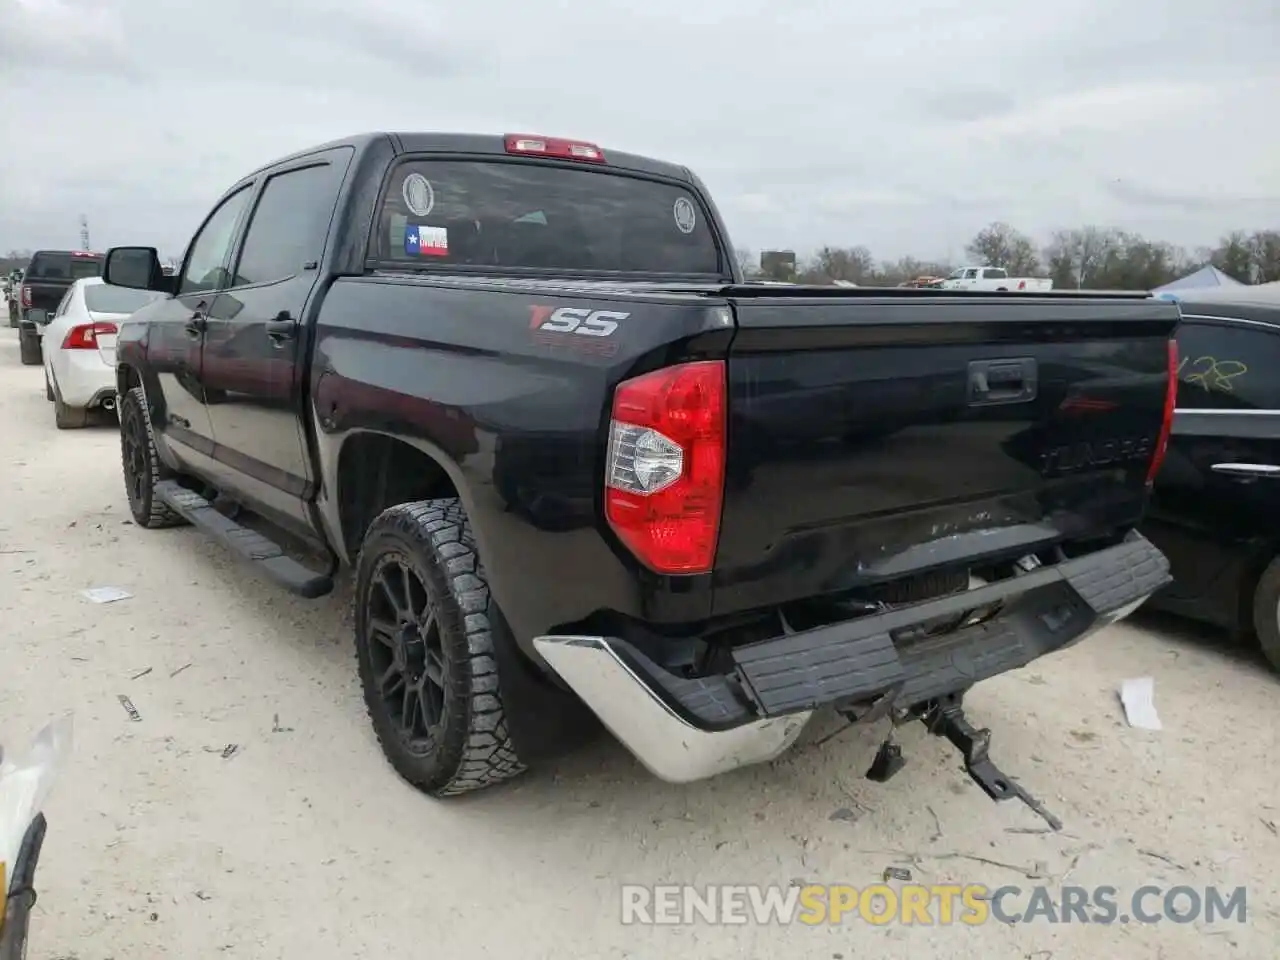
354;498;526;796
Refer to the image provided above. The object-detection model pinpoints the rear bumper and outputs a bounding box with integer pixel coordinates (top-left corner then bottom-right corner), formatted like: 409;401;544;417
534;531;1169;783
51;350;116;408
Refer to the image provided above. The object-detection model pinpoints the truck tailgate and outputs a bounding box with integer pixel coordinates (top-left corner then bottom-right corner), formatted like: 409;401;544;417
713;292;1179;613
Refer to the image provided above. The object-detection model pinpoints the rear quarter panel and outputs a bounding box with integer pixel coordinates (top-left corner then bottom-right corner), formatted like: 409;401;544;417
308;275;732;650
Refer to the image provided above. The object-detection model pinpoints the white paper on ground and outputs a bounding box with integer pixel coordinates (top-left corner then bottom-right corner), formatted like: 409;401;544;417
1120;676;1162;730
81;586;132;604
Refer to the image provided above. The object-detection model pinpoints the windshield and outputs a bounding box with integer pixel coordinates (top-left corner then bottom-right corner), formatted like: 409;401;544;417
27;252;104;281
85;284;165;314
375;160;724;276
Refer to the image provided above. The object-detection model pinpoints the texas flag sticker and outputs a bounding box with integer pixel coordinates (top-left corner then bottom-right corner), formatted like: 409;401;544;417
404;224;449;257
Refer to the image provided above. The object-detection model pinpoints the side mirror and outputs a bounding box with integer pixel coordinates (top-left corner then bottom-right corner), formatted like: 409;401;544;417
103;247;173;293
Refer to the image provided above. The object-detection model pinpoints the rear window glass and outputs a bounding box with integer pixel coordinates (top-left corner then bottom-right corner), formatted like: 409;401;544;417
85;284;164;314
374;160;723;276
28;252;103;281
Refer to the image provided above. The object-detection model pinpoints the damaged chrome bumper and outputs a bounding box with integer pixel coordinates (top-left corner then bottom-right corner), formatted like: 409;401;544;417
534;532;1170;784
531;635;813;783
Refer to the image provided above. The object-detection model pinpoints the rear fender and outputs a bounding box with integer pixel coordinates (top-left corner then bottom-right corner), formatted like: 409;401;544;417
316;426;480;565
115;330;181;471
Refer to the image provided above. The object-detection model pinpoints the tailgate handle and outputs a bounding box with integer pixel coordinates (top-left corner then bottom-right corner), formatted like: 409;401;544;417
968;358;1037;406
1211;462;1280;480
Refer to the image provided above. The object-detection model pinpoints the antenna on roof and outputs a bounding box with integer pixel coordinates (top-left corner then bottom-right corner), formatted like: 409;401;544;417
79;214;90;252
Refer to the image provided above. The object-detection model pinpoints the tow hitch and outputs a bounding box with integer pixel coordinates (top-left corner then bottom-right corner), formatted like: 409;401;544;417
861;694;1063;831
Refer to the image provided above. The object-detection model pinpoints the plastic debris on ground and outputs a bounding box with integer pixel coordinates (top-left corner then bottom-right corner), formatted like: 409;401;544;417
82;586;132;604
1120;676;1162;730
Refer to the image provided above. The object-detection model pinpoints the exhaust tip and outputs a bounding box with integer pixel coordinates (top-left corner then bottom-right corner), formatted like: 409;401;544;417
101;397;116;411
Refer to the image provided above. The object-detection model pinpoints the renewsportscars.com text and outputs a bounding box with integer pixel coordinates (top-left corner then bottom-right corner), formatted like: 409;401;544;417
621;883;1248;926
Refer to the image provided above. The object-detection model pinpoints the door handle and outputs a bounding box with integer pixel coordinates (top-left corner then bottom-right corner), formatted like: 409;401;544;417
184;304;207;337
265;314;297;344
1211;463;1280;479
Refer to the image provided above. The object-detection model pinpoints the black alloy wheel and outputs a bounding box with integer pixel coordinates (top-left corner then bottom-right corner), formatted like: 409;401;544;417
120;397;149;507
353;499;528;797
117;386;184;528
365;552;449;748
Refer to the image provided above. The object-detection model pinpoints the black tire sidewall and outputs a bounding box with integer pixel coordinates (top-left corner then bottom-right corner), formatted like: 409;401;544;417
119;390;157;525
53;389;86;429
353;527;478;788
1251;558;1280;672
18;329;41;366
354;522;473;789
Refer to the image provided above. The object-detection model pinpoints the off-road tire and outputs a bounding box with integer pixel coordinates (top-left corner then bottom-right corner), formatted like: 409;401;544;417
118;386;185;528
354;499;527;797
18;328;41;366
54;394;89;429
1250;556;1280;673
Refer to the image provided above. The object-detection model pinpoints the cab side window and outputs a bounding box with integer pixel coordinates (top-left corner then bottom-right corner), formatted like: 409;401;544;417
181;186;253;296
1175;319;1280;410
231;162;344;287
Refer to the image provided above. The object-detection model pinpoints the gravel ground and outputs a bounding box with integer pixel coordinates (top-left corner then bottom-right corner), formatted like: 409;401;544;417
1;326;1276;959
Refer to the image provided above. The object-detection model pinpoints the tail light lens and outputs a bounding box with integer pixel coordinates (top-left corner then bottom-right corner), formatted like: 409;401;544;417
20;285;31;308
1146;337;1178;486
61;321;118;350
604;361;726;574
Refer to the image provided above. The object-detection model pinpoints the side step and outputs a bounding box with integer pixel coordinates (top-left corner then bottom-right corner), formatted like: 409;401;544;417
154;480;334;599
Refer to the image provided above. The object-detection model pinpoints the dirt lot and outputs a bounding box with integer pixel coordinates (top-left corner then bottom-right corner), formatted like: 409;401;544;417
1;326;1276;959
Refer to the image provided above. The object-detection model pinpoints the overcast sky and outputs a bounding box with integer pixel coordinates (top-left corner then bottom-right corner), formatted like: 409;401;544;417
1;0;1277;264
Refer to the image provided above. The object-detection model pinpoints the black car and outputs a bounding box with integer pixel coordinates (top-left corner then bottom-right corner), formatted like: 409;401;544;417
1142;281;1280;671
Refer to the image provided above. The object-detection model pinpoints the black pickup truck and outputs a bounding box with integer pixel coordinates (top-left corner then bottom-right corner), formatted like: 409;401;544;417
16;250;105;365
101;131;1179;816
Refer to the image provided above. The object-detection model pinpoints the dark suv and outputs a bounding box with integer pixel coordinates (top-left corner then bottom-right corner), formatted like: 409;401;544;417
16;251;104;365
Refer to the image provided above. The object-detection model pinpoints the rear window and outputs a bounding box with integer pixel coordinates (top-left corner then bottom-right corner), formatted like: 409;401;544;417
374;160;723;276
27;252;103;281
85;284;164;314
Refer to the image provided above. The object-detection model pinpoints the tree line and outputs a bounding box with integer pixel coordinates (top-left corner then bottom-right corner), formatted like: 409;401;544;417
7;223;1280;289
739;224;1280;289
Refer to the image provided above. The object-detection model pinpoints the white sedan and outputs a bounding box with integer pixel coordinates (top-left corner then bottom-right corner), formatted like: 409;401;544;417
42;278;165;429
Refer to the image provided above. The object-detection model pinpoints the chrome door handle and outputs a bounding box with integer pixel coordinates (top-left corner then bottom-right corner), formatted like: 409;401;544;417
1211;463;1280;479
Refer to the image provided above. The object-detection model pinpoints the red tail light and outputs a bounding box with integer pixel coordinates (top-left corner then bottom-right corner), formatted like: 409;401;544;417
604;361;726;574
20;285;31;308
504;134;606;163
1146;337;1178;486
61;321;118;350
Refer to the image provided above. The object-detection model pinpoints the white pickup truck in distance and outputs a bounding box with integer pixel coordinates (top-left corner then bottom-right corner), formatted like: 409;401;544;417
939;266;1053;292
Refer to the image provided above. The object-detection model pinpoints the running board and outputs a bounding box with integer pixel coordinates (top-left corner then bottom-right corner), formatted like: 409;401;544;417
154;480;333;599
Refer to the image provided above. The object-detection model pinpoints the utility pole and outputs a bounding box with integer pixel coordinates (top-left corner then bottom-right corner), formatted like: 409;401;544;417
79;215;90;252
